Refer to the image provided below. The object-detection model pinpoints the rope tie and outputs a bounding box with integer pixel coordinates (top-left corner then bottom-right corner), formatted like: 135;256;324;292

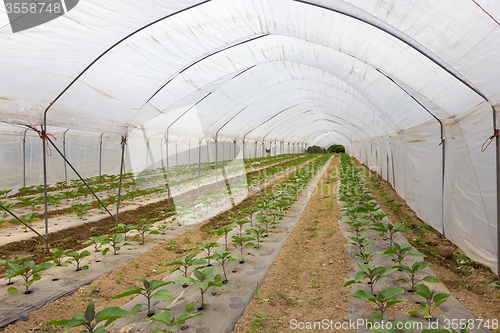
27;125;56;156
481;129;500;152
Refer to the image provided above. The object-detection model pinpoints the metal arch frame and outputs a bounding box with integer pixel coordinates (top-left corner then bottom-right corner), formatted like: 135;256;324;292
32;0;497;277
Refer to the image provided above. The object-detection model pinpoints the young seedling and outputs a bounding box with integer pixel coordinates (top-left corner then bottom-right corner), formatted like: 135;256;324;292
0;255;33;284
175;267;224;310
47;248;72;266
83;235;108;252
6;261;56;294
233;218;251;237
215;225;235;251
408;283;451;319
102;234;132;255
232;236;256;263
344;263;396;295
382;242;425;266
257;215;273;231
164;254;207;287
393;261;441;292
207;249;243;284
109;223;135;241
345;218;372;237
246;227;268;247
150;302;202;333
371;222;411;248
157;224;172;236
130;223;160;245
349;233;376;254
113;277;174;317
71;203;92;219
67;250;91;271
47;300;142;333
353;250;382;265
19;212;39;232
348;287;407;319
195;242;219;266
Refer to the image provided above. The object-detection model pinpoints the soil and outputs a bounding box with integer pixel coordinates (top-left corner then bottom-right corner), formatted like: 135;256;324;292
2;155;499;332
353;158;500;329
232;156;356;332
0;157;315;332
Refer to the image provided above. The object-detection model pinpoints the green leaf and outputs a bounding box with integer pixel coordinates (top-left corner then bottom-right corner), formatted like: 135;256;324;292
153;289;175;301
175;277;195;284
82;265;89;270
95;304;142;327
421;330;451;333
46;319;70;326
408;310;420;316
113;287;142;299
94;327;108;333
149;230;160;235
185;302;195;311
344;280;360;287
386;298;407;307
84;301;95;323
347;289;376;302
151;329;164;333
150;279;171;290
370;311;383;319
7;287;18;293
419;303;429;313
422;276;441;283
415;284;431;299
33;262;56;273
379;287;405;300
150;312;173;325
102;248;110;256
62;313;88;330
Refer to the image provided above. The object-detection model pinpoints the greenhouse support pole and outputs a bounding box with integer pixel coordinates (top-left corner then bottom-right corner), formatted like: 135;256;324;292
166;135;170;204
63;129;69;183
45;137;116;222
99;134;103;182
42;128;49;250
115;136;126;225
494;105;500;282
233;140;237;179
22;129;27;188
175;140;178;166
198;139;202;197
215;138;218;187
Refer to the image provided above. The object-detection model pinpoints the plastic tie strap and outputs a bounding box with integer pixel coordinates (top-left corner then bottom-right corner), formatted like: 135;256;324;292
481;129;500;152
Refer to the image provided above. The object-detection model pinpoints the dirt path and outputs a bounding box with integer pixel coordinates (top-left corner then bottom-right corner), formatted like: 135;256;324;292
232;155;356;333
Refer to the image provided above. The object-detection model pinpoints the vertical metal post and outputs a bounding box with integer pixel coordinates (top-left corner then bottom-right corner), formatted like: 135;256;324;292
41;128;49;249
146;139;150;170
441;138;446;238
99;134;103;182
215;138;218;187
166;136;170;204
63;129;69;183
497;131;500;281
198;139;201;197
233;140;237;179
116;136;126;225
22;129;27;188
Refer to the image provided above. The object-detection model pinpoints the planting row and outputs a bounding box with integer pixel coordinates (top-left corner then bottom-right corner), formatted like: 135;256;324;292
3;154;331;332
337;154;487;333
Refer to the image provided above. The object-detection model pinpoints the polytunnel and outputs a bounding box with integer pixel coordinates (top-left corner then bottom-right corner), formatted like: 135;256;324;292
0;0;499;316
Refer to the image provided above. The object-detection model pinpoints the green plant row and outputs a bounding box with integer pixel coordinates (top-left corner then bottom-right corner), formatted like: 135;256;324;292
338;154;451;322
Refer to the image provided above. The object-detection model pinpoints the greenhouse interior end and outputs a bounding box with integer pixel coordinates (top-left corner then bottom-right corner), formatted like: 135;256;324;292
0;0;499;332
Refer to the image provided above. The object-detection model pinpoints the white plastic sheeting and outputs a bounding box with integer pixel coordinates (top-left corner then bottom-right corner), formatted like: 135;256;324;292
0;0;498;271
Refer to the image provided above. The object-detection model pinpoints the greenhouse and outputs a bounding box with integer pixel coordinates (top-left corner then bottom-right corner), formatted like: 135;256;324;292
0;0;499;332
